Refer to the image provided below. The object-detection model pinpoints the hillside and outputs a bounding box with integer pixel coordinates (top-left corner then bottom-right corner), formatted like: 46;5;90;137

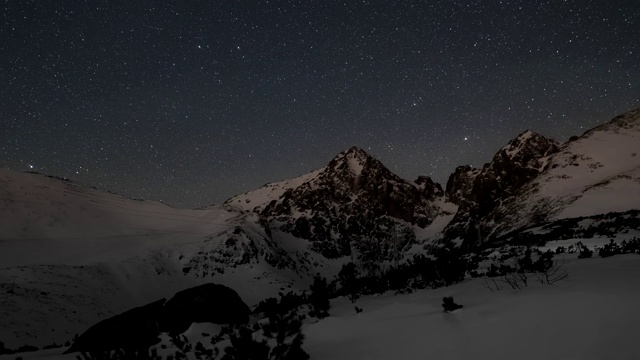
0;170;313;348
483;108;640;240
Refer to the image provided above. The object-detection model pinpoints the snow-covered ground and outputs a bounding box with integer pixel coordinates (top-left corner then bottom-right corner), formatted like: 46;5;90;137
5;250;640;360
0;169;309;348
305;253;640;360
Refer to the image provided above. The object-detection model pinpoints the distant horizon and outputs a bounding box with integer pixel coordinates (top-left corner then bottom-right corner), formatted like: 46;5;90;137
4;106;636;209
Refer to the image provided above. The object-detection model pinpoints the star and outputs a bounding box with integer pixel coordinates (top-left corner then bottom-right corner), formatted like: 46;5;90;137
1;1;637;208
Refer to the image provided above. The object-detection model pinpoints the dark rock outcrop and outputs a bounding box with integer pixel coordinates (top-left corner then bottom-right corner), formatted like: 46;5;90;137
445;165;480;206
66;283;250;354
415;175;444;200
160;283;251;335
65;299;165;354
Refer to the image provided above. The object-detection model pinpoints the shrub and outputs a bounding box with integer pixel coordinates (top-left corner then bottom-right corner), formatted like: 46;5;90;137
338;262;360;303
621;237;640;253
254;292;307;319
308;276;331;319
442;297;463;312
532;251;568;284
222;327;270;360
598;239;622;258
431;244;479;286
482;248;567;291
225;298;310;360
577;243;593;259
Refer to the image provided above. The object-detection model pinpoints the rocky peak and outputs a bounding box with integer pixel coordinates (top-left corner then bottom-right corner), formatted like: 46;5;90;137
264;147;426;220
414;175;444;200
325;146;384;180
445;165;480;206
443;131;560;246
260;146;449;259
495;130;560;166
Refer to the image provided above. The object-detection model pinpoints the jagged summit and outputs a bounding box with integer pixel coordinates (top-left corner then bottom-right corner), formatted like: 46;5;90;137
445;165;481;206
224;146;381;212
497;130;559;163
340;145;370;158
326;146;380;179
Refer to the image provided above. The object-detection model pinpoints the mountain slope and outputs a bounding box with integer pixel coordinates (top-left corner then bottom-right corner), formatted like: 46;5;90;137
487;108;640;238
223;167;325;213
441;107;640;244
0;170;312;348
443;130;561;245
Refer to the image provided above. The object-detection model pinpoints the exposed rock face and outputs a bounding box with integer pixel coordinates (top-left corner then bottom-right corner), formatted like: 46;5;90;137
66;283;250;353
470;130;560;212
415;175;444;200
260;147;450;259
443;130;560;246
445;165;480;206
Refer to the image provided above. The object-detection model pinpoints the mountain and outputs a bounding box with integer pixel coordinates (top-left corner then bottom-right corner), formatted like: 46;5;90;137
442;107;640;245
485;108;640;239
443;130;561;246
227;146;453;261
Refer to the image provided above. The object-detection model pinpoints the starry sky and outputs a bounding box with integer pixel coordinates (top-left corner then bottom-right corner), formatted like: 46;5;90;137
2;1;639;208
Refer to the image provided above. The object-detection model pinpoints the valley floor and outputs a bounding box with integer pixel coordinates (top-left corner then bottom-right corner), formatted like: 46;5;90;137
4;252;640;360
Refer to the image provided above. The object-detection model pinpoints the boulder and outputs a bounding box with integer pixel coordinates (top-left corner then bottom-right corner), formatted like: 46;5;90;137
160;283;251;335
66;283;251;353
64;298;165;354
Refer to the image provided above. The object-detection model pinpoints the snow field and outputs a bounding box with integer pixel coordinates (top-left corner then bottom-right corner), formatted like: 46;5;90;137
304;254;640;360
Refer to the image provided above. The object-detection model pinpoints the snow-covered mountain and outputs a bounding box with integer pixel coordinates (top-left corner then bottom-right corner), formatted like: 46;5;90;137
487;108;640;238
2;106;640;352
442;130;561;245
228;146;454;261
442;107;640;245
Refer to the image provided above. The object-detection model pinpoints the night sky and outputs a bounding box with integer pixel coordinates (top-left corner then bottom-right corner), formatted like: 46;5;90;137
2;1;639;208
